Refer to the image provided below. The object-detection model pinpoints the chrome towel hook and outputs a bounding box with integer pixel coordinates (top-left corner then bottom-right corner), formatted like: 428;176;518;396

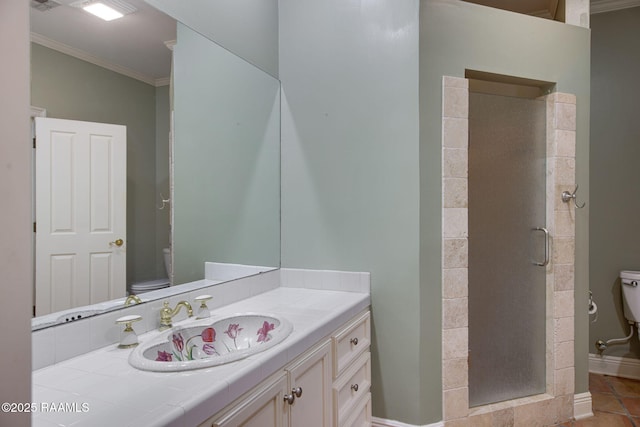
157;193;171;210
561;185;585;209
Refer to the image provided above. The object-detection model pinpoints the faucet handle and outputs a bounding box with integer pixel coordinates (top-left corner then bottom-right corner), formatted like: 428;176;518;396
116;315;142;349
195;294;212;319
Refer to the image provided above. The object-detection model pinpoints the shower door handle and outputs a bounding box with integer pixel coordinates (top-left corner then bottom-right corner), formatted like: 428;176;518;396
533;227;550;267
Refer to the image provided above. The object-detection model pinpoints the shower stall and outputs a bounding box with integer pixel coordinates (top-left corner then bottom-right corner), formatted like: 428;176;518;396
441;75;577;425
468;92;547;406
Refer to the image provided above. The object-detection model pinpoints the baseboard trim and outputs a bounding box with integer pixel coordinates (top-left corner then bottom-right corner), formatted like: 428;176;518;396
372;417;443;427
589;353;640;380
573;392;593;420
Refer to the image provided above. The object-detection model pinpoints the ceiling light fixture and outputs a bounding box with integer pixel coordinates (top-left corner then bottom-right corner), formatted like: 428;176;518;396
83;2;122;21
70;0;137;22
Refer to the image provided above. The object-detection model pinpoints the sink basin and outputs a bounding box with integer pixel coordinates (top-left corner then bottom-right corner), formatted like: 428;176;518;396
129;313;293;372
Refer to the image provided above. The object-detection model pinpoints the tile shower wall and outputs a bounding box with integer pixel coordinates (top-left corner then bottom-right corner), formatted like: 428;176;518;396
441;76;577;426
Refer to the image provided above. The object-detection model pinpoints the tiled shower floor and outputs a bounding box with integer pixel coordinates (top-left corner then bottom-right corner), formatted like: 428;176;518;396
554;373;640;426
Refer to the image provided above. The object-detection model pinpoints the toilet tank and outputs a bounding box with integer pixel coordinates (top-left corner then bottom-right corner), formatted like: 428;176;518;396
621;270;640;323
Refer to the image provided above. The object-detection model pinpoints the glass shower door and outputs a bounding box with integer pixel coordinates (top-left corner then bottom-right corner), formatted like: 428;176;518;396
468;92;547;407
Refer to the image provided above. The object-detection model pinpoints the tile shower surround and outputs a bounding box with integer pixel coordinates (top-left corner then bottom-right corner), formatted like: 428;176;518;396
441;76;577;426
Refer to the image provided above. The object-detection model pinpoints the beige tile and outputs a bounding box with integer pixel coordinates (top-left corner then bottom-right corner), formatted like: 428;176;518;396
467;412;493;427
443;239;469;269
555;394;574;424
554;264;575;291
444;418;470;427
492;407;515;427
443;268;468;298
444;387;469;420
443;327;468;360
443;297;468;329
554;291;575;318
444;208;468;238
554;316;574;343
554;130;576;158
555;340;574;369
443;87;469;119
553;238;575;265
443;357;468;390
554;367;575;396
513;397;558;427
443;118;469;149
443;148;468;178
554;210;575;238
443;76;469;89
554;158;576;187
554;92;577;105
443;178;468;208
554;102;577;131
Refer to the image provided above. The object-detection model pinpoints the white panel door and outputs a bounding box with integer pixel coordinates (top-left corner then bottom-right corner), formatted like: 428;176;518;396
35;118;126;316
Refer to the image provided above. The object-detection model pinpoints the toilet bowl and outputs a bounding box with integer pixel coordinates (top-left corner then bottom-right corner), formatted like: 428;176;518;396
129;248;171;295
621;270;640;323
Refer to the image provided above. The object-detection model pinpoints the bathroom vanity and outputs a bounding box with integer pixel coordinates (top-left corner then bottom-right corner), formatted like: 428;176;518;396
202;310;371;427
32;270;371;427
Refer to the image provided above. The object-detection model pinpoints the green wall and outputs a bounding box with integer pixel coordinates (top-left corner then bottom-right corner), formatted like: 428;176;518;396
30;43;170;285
146;0;279;78
281;0;590;424
172;24;281;284
590;7;640;358
279;0;422;422
420;0;591;420
155;84;171;279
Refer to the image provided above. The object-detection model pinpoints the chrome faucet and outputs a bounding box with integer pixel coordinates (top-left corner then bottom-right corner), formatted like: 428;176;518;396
159;300;193;330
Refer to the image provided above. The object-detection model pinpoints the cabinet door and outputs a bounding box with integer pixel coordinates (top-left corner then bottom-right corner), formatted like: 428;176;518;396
210;372;289;427
287;340;332;427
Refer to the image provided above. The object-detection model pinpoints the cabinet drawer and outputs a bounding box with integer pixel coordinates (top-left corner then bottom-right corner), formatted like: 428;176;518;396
333;352;371;425
332;311;370;378
341;392;371;427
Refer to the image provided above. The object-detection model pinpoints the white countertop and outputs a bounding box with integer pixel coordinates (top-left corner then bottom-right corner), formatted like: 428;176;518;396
32;287;370;427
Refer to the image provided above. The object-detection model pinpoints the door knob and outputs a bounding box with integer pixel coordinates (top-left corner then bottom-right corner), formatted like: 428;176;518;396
110;238;124;247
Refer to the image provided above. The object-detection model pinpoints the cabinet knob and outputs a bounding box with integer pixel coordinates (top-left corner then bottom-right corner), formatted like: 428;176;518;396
284;394;295;405
350;337;358;346
292;387;303;398
351;383;359;392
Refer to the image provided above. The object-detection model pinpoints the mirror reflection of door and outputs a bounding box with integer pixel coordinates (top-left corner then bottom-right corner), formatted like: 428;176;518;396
35;117;126;316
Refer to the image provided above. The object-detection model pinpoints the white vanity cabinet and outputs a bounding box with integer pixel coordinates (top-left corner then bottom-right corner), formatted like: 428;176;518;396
200;310;371;427
331;311;371;426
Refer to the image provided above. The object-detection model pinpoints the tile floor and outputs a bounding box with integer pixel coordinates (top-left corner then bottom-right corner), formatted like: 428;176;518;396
554;373;640;426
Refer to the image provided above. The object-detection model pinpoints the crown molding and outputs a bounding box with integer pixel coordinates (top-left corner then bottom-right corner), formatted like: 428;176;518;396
591;0;640;14
30;32;169;87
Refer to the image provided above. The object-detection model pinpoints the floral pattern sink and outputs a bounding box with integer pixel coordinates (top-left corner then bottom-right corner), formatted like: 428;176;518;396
128;313;293;372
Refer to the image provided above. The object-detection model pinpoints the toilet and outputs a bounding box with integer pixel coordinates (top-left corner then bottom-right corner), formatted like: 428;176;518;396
621;270;640;323
595;271;640;352
128;248;171;295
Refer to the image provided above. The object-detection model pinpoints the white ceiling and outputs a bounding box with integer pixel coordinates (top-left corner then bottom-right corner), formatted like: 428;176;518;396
30;0;176;86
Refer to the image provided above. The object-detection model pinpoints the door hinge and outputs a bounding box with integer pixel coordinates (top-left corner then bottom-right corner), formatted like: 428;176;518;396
33;137;36;149
33;222;36;233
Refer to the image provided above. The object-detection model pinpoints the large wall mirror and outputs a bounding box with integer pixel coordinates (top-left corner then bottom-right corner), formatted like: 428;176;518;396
30;0;280;330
